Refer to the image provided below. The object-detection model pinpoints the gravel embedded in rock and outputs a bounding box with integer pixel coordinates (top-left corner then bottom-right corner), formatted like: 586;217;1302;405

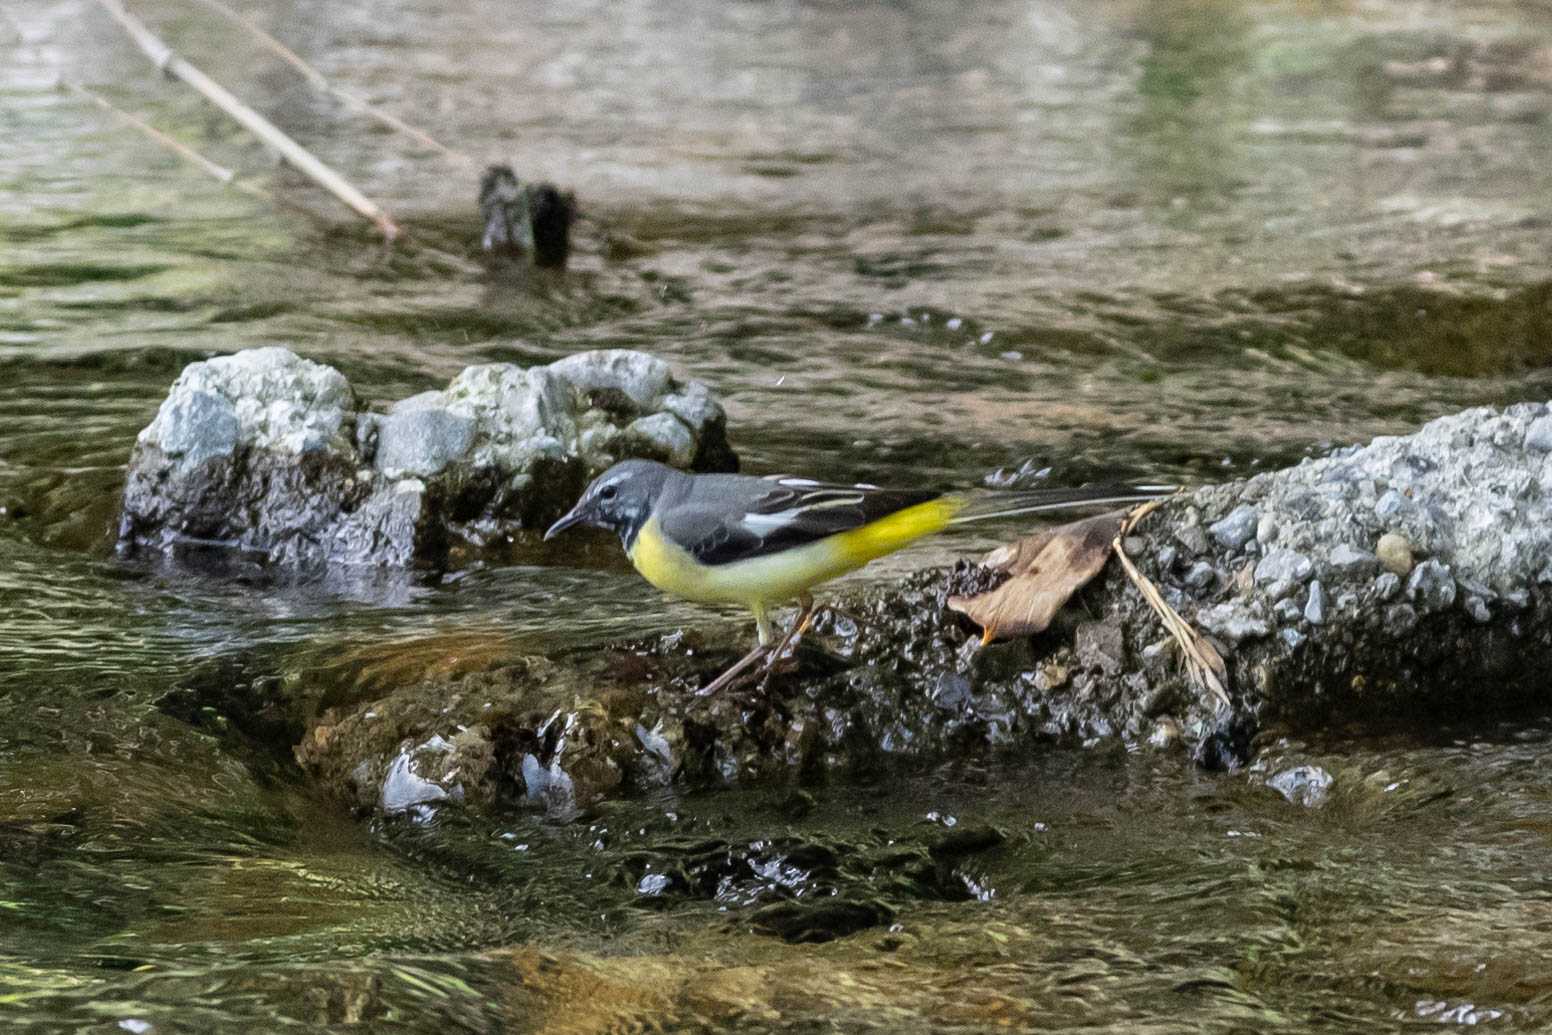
1371;572;1403;601
1406;559;1457;612
1255;548;1314;587
1328;543;1378;574
1196;602;1271;642
1376;532;1414;576
1304;580;1327;625
1524;415;1552;453
1208;506;1258;550
1183;561;1216;591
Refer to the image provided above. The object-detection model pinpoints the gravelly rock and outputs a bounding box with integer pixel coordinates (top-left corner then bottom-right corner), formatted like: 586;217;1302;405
284;400;1552;816
118;346;736;567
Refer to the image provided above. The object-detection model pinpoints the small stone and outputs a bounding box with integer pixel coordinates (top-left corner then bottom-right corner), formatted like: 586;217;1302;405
1406;559;1457;612
1183;561;1217;591
1156;545;1178;571
931;673;971;711
1255;548;1314;587
1208;506;1259;550
1267;765;1333;807
1305;580;1327;625
1375;532;1414;576
1328;543;1378;574
1075;622;1125;676
1174;524;1210;555
1266;578;1296;603
1371;572;1403;601
1273;597;1302;623
1279;627;1306;650
1197;602;1271;642
1375;489;1412;520
1256;512;1279;544
1464;595;1491;623
1524;414;1552;452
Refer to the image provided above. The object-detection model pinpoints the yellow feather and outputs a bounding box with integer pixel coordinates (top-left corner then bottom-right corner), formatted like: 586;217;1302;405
827;496;963;567
627;497;965;611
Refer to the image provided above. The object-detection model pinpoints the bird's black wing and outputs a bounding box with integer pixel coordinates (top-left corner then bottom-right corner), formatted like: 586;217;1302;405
660;475;942;567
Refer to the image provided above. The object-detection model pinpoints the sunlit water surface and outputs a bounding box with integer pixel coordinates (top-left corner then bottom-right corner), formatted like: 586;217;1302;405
4;0;1552;1029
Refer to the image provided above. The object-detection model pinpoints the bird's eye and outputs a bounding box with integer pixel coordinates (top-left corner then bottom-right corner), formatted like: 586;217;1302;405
599;485;618;501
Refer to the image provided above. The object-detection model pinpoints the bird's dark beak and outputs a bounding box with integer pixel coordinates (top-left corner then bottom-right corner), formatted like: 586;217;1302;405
544;501;589;541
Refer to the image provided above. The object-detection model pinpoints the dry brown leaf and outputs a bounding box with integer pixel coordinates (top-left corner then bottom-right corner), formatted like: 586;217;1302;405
947;511;1126;643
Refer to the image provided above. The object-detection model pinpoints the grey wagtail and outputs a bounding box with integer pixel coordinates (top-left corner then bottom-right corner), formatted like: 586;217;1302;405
545;459;1172;693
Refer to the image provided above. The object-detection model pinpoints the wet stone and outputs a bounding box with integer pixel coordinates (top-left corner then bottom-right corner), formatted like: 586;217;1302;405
1183;561;1217;591
1407;559;1457;612
1371;572;1403;601
1266;765;1333;807
1208;506;1258;550
118;346;736;567
1196;602;1271;643
1304;580;1327;625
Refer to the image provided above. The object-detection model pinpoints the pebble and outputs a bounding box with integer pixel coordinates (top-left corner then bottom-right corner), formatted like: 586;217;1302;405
1406;559;1457;612
1267;765;1333;807
1197;602;1271;642
1372;572;1403;601
1255;548;1314;587
1304;580;1327;625
1376;532;1414;576
1328;543;1378;574
1375;490;1414;521
1183;561;1216;591
1209;506;1259;550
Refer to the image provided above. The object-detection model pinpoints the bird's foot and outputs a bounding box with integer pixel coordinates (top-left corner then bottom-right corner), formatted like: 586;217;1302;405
695;595;817;697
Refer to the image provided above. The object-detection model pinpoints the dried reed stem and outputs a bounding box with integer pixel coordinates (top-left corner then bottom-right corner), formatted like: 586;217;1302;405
94;0;400;241
186;0;476;168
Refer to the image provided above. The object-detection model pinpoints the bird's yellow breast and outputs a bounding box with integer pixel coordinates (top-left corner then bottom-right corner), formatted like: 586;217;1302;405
626;497;962;608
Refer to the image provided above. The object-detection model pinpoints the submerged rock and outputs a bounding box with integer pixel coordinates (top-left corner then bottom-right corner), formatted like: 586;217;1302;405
118;346;735;567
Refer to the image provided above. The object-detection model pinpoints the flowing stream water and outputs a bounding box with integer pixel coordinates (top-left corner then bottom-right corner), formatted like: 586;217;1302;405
4;0;1552;1030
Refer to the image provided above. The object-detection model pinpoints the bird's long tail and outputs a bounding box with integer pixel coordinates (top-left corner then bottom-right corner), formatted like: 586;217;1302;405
947;483;1176;525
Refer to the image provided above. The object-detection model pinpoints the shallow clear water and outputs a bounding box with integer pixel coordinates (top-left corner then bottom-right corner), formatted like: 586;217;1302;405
4;0;1552;1029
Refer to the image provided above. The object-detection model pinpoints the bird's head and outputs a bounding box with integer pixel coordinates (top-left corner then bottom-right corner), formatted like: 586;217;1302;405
545;459;674;548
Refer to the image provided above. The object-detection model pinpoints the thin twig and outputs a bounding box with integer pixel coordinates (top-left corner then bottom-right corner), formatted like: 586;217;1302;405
60;79;274;203
94;0;400;241
1112;496;1232;713
184;0;478;169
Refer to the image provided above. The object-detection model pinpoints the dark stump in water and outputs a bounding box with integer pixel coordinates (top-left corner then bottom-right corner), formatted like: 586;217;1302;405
479;164;577;269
